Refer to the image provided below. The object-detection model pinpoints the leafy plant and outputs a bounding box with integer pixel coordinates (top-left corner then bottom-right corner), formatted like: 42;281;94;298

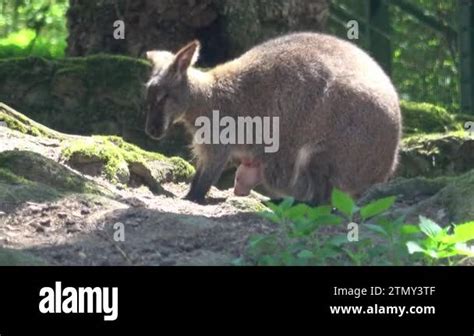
407;218;474;265
240;189;474;266
0;0;68;58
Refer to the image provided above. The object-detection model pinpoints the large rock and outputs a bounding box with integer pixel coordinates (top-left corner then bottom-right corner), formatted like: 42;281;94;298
398;132;474;178
0;57;190;157
0;104;195;202
401;101;464;134
0;150;109;210
61;135;195;193
66;0;329;65
362;170;474;224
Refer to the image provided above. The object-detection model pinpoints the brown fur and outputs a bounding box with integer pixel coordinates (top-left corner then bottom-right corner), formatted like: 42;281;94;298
145;33;402;203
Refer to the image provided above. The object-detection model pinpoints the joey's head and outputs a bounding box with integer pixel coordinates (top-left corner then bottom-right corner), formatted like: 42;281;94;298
145;41;201;140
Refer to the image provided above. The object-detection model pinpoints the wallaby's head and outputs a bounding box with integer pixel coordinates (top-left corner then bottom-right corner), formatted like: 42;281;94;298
145;41;200;140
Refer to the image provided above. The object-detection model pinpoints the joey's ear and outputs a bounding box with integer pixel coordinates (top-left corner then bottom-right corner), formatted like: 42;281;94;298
171;40;201;76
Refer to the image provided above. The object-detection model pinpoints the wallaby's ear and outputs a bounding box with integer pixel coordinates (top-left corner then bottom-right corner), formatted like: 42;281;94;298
146;51;158;62
146;50;174;68
172;40;201;76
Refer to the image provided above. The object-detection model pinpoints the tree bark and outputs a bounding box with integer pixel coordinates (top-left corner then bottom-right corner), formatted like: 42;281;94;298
66;0;329;65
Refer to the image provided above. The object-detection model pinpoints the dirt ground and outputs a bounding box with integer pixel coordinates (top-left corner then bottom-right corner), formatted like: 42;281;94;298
0;127;274;265
1;126;473;266
0;182;275;266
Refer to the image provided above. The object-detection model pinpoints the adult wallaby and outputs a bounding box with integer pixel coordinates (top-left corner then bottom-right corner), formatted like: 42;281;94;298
145;32;402;204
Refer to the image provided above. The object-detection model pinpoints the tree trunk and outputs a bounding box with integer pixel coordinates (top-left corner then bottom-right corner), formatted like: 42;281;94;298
66;0;329;66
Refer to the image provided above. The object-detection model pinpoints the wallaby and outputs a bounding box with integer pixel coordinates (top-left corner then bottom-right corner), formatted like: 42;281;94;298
145;32;402;204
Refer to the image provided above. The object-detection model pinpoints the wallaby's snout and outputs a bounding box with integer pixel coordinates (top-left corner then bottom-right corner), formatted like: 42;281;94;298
145;86;169;140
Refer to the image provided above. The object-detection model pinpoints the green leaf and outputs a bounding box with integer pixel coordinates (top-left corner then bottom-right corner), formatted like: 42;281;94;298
292;219;319;237
453;243;474;257
264;202;281;215
285;203;311;220
360;196;396;220
407;241;440;259
314;214;344;226
400;224;421;235
440;222;474;244
418;216;443;239
327;234;349;247
248;235;277;256
297;250;315;259
436;249;459;259
259;211;280;223
278;197;295;211
406;241;425;254
308;205;333;220
331;189;356;218
363;224;389;237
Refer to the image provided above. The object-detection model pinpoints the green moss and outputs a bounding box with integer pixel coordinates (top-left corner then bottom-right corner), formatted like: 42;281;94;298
362;174;452;203
227;197;268;212
435;170;474;222
0;150;107;197
0;167;62;204
401;100;463;135
399;131;474;178
168;157;196;182
0;103;61;138
0;168;29;184
61;136;195;184
0;248;47;266
402;131;470;151
400;170;474;224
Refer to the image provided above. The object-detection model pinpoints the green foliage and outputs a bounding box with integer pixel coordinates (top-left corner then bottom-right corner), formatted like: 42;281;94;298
407;218;474;264
239;190;474;266
0;0;68;58
331;188;357;219
401;100;463;134
360;196;396;221
391;0;459;111
330;0;460;111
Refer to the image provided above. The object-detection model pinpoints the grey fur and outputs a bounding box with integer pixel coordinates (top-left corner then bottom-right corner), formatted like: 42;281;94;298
145;32;402;203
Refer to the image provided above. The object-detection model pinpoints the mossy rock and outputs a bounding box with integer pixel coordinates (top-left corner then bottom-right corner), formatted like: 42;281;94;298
428;170;474;223
362;170;474;224
0;56;191;158
0;167;61;207
0;150;109;208
400;101;463;135
226;196;269;212
0;247;47;266
0;102;63;139
361;175;451;203
61;136;195;192
399;131;474;178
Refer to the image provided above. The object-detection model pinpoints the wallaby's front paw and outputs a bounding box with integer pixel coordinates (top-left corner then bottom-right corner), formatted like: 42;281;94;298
183;193;206;204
